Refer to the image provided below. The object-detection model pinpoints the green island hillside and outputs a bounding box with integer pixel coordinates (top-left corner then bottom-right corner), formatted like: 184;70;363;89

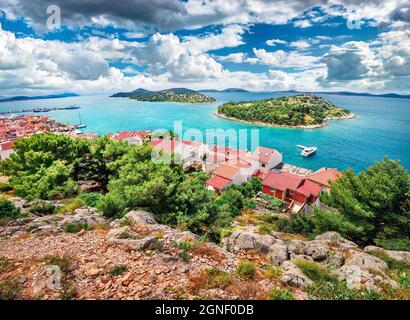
217;94;353;128
111;88;217;103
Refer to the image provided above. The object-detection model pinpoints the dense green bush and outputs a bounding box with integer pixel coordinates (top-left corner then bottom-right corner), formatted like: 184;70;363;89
236;261;256;280
268;288;294;300
319;158;410;250
78;192;102;207
0;199;21;218
28;200;56;215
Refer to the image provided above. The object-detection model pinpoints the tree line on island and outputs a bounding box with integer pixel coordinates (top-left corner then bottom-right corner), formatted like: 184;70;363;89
110;88;217;103
0;133;409;250
217;94;353;127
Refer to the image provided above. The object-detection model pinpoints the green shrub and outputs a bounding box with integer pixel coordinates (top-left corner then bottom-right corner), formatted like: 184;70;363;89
78;192;102;207
0;199;21;218
109;265;127;276
236;261;256;280
0;257;12;274
117;231;136;239
58;198;85;214
244;198;257;209
269;288;294;300
203;268;232;289
260;194;284;211
263;265;283;279
294;259;338;283
175;240;192;262
257;223;274;235
0;183;13;193
65;223;88;233
28;200;56;215
307;280;358;300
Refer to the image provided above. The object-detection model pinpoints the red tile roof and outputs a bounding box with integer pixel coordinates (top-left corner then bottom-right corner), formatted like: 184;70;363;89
206;176;232;190
254;146;280;164
296;179;322;198
213;145;248;160
0;141;14;151
212;164;241;180
307;168;342;188
262;171;304;191
112;130;151;141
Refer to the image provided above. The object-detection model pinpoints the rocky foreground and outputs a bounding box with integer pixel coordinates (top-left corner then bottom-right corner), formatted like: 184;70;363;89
1;202;409;300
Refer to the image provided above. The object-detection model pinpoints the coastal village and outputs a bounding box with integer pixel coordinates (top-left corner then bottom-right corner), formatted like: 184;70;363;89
0;114;341;216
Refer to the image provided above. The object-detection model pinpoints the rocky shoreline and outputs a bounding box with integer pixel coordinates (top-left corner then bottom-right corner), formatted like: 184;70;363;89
214;111;356;129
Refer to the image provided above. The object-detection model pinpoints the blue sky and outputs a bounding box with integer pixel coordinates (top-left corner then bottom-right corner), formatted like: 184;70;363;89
0;0;409;95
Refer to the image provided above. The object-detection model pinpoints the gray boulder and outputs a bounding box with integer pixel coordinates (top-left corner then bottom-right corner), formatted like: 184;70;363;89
314;231;358;250
286;239;306;256
225;229;276;254
335;265;397;291
304;240;331;261
122;211;157;225
343;250;388;271
281;261;313;289
267;243;288;266
364;245;410;264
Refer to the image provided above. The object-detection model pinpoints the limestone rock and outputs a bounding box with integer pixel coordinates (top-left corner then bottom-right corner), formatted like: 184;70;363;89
303;240;331;261
286;239;306;256
267;243;288;266
344;250;388;271
364;245;410;264
335;265;397;291
281;261;313;289
314;231;358;250
225;229;276;254
122;211;157;225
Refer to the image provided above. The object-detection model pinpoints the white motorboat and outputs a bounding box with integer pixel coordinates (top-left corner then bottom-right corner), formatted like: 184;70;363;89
297;145;318;157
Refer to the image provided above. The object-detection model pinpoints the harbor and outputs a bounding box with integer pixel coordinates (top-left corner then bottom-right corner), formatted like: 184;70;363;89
0;105;80;115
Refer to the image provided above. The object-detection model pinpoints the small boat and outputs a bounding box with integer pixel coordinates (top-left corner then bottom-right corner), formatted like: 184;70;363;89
301;147;317;157
297;144;317;157
64;105;80;110
74;113;87;129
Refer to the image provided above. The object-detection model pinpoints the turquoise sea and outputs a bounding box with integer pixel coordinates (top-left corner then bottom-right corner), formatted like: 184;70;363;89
1;92;409;172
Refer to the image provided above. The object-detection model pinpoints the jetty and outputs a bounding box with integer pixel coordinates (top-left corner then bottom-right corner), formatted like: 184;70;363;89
0;105;80;115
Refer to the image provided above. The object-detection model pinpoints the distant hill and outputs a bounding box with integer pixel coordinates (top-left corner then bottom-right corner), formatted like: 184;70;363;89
111;88;217;103
200;88;249;93
217;94;353;128
0;93;79;103
274;90;410;100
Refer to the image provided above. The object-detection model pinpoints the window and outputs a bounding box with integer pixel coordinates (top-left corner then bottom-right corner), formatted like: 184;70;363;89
261;163;266;168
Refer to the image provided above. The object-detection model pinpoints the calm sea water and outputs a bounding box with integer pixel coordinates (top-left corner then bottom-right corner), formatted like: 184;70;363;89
1;92;409;172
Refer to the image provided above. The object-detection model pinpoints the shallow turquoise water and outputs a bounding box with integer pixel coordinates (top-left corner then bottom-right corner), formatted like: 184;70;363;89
1;92;409;172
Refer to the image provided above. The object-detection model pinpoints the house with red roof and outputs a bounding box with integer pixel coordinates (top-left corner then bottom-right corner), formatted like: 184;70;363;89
149;138;208;169
252;146;283;172
110;130;151;145
307;167;342;190
0;141;14;161
262;171;323;213
206;163;255;193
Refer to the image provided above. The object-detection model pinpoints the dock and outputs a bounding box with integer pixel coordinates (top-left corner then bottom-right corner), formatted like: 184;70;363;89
0;105;80;115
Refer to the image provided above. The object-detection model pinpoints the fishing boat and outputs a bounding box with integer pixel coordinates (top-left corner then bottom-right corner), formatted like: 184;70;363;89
297;145;318;157
74;113;87;129
64;105;80;110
